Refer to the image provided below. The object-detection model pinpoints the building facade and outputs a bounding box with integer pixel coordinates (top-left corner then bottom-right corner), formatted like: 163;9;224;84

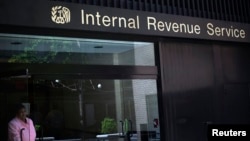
0;0;250;141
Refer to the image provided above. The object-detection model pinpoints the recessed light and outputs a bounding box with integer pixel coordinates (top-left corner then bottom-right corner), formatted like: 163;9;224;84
94;46;103;48
11;42;22;45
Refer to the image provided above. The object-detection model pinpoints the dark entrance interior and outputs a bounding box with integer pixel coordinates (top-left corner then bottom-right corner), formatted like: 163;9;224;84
0;64;159;141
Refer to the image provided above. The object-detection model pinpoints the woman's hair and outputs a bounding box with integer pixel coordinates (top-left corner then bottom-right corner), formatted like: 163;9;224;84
15;103;25;114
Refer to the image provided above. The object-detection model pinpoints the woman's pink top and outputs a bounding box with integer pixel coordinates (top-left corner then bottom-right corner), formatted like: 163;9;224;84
8;117;36;141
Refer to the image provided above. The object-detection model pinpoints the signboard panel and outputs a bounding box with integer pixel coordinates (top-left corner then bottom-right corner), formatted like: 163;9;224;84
0;1;249;43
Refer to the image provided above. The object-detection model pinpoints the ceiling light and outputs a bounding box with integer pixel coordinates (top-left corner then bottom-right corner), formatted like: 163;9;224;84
11;41;22;45
94;46;103;48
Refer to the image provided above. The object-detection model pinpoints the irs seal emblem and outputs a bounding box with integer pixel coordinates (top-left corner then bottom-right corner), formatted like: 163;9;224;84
51;6;70;24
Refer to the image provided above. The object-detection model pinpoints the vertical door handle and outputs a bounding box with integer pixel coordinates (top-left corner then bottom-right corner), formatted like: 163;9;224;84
120;120;124;135
128;120;133;137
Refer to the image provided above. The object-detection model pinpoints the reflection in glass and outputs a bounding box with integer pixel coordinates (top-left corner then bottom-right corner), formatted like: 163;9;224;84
31;79;160;141
0;33;159;141
0;34;155;66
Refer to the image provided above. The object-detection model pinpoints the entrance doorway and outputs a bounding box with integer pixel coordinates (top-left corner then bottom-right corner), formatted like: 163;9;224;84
0;33;160;141
0;71;160;141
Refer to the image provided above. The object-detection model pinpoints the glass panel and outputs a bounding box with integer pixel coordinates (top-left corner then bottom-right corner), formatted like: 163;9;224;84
0;34;155;66
31;78;160;141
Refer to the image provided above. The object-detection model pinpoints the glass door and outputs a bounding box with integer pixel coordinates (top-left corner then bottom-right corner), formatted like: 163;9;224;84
31;77;160;141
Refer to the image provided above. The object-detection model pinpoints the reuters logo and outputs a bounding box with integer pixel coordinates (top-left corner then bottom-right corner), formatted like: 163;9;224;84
51;6;70;24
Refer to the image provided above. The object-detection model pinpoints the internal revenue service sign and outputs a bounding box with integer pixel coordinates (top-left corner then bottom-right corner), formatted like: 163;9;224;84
0;1;249;43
